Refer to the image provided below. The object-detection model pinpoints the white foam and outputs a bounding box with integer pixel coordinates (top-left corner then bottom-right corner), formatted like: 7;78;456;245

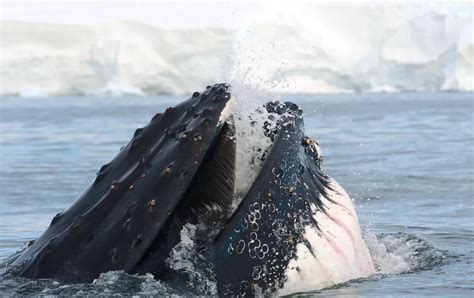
166;223;217;294
364;232;418;275
166;223;197;275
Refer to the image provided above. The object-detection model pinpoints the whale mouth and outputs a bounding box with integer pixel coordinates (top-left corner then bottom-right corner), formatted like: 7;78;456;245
162;98;304;226
132;100;310;288
7;84;354;296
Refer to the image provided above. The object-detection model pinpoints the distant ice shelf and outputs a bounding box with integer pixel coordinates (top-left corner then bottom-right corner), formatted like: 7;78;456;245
1;6;472;97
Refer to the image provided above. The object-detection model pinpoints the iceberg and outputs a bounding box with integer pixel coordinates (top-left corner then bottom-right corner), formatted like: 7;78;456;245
0;4;472;96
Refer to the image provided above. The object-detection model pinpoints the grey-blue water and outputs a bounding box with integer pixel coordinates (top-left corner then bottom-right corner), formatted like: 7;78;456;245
0;92;472;296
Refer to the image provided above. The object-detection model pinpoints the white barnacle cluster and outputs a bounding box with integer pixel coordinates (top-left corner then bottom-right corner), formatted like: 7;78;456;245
227;201;269;261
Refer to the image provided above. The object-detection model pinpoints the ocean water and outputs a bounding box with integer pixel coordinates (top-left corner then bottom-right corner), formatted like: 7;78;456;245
0;92;472;296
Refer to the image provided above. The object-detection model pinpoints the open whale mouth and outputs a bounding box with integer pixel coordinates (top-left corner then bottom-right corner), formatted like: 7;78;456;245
6;84;373;296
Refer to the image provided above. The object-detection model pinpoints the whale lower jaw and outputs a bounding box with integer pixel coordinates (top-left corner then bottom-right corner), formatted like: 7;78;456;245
280;178;375;295
211;101;375;296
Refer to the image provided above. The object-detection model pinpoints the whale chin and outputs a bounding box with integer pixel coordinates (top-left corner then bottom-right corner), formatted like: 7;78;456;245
7;84;374;296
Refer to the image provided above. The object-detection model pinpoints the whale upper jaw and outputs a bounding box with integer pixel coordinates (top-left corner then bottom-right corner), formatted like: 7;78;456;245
7;83;234;281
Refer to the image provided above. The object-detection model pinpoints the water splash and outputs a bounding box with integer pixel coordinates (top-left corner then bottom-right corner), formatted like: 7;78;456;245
165;223;218;295
227;86;275;204
364;232;452;275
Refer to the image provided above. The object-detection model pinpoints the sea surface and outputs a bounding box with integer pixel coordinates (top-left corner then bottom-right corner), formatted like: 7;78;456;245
0;92;472;296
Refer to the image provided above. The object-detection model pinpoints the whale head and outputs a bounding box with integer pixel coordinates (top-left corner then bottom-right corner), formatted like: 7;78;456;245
7;84;374;295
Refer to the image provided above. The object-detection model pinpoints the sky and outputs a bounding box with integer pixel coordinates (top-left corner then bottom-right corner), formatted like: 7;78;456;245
2;1;262;29
1;0;472;29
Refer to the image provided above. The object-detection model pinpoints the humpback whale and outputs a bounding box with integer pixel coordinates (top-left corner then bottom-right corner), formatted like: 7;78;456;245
6;84;374;295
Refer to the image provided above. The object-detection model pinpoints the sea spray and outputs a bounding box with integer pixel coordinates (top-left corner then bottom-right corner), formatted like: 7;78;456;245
225;85;277;209
364;232;451;275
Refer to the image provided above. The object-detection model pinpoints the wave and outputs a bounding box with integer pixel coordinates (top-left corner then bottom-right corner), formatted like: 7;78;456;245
0;232;454;295
0;5;472;96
